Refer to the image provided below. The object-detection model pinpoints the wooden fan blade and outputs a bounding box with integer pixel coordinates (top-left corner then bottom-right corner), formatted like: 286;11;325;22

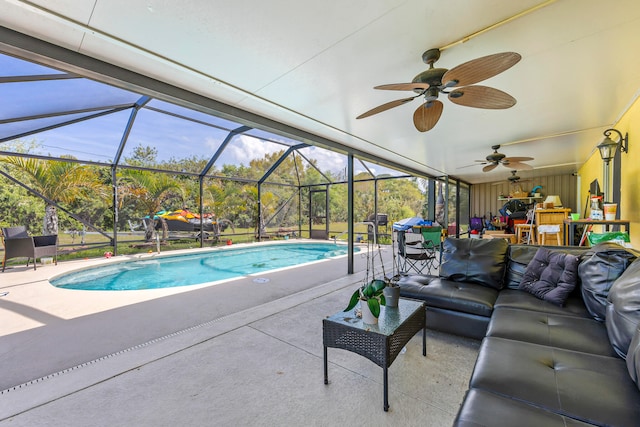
374;83;430;91
503;156;534;162
457;161;487;169
441;52;521;87
356;96;416;119
504;161;533;170
448;86;516;109
413;100;443;132
483;163;498;172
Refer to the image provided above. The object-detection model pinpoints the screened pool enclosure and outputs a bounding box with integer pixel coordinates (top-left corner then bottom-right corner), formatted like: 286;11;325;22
0;28;471;272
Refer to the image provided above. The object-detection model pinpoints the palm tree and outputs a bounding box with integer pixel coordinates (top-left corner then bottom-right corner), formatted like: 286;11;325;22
0;156;107;235
118;169;180;241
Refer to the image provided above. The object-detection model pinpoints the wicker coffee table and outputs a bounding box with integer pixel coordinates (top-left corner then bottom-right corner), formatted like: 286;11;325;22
323;298;426;411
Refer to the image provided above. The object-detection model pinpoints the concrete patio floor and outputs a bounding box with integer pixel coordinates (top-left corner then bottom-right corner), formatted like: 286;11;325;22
0;242;480;426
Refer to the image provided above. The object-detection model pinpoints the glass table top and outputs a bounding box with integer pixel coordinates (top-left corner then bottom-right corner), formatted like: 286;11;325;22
326;298;424;336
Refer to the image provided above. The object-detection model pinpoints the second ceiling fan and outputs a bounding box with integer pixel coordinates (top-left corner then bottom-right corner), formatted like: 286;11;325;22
356;48;521;132
476;145;534;172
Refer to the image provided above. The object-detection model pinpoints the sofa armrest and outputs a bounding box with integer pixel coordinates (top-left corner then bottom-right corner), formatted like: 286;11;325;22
3;236;35;256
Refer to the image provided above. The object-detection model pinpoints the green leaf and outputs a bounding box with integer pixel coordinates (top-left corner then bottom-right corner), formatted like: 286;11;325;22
370;279;386;293
379;294;386;306
367;298;381;318
344;289;360;312
362;285;374;298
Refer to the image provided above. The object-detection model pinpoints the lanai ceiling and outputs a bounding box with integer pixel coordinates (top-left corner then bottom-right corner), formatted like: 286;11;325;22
2;0;640;184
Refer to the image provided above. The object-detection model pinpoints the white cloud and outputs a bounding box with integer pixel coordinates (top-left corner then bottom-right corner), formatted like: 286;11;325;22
300;147;346;174
204;136;221;152
215;134;284;166
210;136;403;178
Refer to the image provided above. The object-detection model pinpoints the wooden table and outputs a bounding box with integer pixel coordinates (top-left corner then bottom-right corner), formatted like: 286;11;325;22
483;232;516;244
563;219;631;246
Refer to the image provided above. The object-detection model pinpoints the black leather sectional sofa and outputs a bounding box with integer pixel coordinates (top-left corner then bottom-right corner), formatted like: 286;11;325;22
398;238;640;427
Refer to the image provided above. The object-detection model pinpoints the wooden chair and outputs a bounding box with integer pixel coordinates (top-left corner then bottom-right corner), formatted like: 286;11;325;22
515;209;537;244
1;226;58;271
537;224;562;245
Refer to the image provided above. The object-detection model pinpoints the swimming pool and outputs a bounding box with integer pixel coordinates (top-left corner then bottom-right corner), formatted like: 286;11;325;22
50;242;359;291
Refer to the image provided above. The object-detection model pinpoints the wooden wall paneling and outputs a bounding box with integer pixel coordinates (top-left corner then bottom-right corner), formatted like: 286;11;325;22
470;174;578;225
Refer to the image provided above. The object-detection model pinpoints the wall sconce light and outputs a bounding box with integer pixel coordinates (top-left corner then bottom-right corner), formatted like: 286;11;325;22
597;128;628;164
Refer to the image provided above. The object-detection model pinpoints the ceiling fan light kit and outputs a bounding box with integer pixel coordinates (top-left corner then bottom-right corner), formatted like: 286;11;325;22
508;170;521;182
357;48;521;132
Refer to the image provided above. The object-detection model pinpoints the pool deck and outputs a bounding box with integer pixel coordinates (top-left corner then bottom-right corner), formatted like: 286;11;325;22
0;240;479;426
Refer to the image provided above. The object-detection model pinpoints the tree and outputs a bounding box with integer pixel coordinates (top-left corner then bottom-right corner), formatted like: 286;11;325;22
118;169;181;241
0;177;39;231
0;156;107;235
378;177;424;220
126;144;159;167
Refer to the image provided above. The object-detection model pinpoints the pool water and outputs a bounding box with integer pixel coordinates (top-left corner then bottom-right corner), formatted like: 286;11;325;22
50;242;358;291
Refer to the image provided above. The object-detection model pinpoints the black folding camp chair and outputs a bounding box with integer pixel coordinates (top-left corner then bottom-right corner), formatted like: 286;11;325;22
395;229;435;274
416;225;443;271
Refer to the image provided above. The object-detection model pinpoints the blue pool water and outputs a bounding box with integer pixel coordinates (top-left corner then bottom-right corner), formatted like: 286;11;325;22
50;242;358;291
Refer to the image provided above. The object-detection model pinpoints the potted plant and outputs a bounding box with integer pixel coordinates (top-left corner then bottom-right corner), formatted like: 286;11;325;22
382;274;401;308
344;279;387;324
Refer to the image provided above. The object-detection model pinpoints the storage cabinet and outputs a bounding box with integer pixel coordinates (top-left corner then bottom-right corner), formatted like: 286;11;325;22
535;208;571;245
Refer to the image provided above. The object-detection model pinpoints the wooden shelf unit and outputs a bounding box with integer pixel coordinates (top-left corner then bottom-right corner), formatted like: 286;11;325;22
498;196;541;203
535;208;571;245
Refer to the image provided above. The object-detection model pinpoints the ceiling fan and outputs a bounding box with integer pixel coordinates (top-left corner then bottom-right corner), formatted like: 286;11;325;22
491;170;531;186
356;48;521;132
507;170;523;183
473;145;534;172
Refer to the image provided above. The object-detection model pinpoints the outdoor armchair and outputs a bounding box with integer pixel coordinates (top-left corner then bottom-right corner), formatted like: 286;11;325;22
1;226;58;272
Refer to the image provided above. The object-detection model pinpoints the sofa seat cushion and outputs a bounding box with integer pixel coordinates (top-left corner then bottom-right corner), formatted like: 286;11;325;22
470;337;640;427
494;289;590;318
454;389;595;427
399;275;498;317
440;237;509;290
396;273;433;286
486;307;616;356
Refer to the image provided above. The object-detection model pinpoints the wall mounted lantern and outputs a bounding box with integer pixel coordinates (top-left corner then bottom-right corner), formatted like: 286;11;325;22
597;128;628;203
597;128;628;164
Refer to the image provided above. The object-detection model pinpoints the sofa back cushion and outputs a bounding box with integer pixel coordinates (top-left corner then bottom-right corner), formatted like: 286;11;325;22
505;245;544;289
2;226;29;240
440;237;508;290
579;243;638;321
606;257;640;358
